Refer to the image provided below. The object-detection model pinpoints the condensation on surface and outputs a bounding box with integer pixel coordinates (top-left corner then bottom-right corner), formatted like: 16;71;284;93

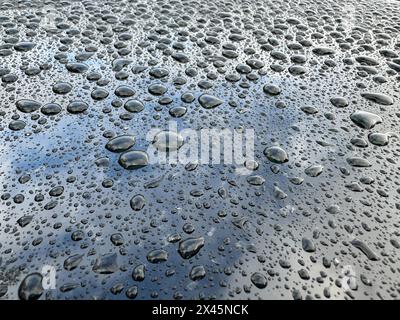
0;0;400;300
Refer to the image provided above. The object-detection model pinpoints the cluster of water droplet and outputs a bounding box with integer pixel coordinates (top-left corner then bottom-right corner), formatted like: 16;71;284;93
0;0;399;300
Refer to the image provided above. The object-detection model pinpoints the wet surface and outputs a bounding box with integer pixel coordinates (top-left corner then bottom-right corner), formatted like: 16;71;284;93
0;0;400;300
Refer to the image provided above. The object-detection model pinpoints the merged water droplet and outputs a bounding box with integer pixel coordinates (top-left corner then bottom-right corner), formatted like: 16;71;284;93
130;194;145;211
361;92;394;105
350;110;383;129
16;99;41;113
152;131;184;152
347;157;372;167
67;101;88;114
178;237;205;259
264;146;289;164
66;63;88;74
92;253;119;274
198;94;223;109
105;135;136;153
250;272;268;289
147;249;168;263
118;150;149;169
18;273;44;300
124;99;144;113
